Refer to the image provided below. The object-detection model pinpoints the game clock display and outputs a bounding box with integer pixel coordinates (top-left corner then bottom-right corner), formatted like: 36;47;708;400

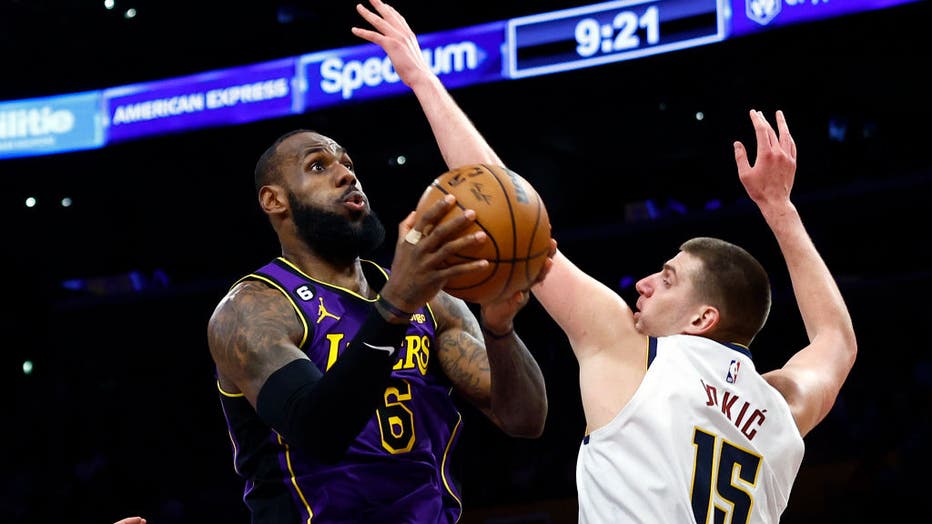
505;0;725;79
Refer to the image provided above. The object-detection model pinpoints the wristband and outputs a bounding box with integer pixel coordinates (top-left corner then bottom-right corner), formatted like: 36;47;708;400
481;323;515;340
377;294;414;320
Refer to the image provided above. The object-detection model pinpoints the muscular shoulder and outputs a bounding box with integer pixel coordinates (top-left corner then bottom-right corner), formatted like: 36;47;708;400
207;280;305;398
209;280;299;336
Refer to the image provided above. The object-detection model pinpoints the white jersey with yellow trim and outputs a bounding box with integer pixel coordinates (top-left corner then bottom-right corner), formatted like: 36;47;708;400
577;334;804;524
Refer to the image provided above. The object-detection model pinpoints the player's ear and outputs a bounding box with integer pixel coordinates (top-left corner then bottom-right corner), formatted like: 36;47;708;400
685;305;719;335
259;184;288;215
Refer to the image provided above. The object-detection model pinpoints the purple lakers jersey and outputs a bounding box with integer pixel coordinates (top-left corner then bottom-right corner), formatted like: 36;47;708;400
217;257;464;523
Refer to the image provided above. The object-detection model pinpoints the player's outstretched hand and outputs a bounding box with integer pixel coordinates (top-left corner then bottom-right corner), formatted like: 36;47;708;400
733;109;797;210
351;0;433;87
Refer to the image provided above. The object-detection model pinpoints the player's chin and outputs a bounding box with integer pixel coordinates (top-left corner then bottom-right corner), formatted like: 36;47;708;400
632;313;647;334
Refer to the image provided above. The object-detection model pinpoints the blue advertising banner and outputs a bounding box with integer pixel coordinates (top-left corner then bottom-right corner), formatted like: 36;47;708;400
729;0;922;37
1;1;924;161
297;22;507;112
103;58;298;143
0;91;104;160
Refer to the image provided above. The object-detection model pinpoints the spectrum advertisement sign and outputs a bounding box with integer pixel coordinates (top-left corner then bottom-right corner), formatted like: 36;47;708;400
0;91;104;160
297;22;507;112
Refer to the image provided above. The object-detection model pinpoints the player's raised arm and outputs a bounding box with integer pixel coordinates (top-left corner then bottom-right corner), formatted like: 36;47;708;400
351;0;502;168
736;109;857;437
352;0;549;438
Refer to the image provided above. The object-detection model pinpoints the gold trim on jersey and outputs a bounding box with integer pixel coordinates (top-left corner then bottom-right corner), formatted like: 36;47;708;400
278;434;315;523
216;380;245;398
240;272;311;348
275;256;440;331
276;256;376;301
441;411;464;513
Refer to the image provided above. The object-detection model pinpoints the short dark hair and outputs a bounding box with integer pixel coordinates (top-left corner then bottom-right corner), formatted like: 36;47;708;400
254;129;315;194
680;237;772;345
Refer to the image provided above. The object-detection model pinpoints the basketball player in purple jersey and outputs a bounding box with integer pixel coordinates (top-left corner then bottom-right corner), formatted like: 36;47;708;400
206;4;557;523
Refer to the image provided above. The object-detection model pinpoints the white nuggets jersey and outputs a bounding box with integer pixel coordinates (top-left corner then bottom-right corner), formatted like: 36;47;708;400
577;334;804;524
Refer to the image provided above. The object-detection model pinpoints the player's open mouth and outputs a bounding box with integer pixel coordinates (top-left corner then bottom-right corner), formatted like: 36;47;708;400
343;191;366;211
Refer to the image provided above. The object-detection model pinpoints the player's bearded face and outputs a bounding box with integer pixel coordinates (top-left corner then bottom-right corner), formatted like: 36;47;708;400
289;192;386;264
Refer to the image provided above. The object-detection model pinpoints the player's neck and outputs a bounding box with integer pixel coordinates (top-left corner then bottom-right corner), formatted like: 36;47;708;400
281;248;371;296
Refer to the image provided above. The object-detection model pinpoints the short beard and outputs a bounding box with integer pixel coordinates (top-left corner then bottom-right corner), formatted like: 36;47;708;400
289;193;386;266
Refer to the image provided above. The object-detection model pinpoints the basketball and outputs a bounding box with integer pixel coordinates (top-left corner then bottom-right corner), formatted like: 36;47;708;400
414;164;551;303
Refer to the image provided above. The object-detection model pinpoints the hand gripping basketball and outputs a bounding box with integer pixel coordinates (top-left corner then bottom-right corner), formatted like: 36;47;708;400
414;164;552;303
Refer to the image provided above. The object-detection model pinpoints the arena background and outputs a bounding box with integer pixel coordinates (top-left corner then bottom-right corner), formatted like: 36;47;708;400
2;1;930;523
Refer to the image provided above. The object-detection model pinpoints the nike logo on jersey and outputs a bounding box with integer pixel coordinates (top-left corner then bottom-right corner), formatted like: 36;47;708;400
363;342;396;356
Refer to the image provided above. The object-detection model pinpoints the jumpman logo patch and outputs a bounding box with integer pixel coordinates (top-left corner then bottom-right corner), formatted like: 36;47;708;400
316;297;341;324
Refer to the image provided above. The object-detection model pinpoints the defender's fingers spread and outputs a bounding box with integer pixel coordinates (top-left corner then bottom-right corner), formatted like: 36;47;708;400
373;0;394;17
776;109;787;127
750;110;770;152
776;111;788;135
733;141;750;170
756;111;779;149
776;110;797;157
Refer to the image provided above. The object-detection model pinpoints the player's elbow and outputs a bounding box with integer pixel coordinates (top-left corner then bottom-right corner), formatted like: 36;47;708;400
819;326;858;386
518;420;547;439
504;421;546;439
836;325;858;373
845;335;858;370
816;328;858;425
500;402;548;439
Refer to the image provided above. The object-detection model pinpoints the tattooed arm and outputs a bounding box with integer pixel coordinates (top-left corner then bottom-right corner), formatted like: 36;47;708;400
207;280;402;462
430;292;547;438
208;281;309;403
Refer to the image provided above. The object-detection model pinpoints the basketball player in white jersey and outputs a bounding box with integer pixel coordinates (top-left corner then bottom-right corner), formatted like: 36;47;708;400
530;109;856;522
355;2;855;521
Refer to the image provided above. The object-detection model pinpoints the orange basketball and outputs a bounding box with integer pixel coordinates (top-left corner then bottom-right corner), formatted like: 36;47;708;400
414;164;551;303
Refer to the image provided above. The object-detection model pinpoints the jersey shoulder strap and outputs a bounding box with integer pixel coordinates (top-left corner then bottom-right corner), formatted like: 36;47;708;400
236;257;315;347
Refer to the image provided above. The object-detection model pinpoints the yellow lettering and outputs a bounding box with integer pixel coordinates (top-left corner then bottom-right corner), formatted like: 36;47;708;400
403;335;430;375
324;333;345;370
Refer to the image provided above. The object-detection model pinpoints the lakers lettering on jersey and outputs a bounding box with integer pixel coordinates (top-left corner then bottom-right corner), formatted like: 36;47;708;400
218;257;464;523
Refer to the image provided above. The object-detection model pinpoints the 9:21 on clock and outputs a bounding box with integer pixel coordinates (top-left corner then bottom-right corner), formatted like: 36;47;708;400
575;6;659;57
